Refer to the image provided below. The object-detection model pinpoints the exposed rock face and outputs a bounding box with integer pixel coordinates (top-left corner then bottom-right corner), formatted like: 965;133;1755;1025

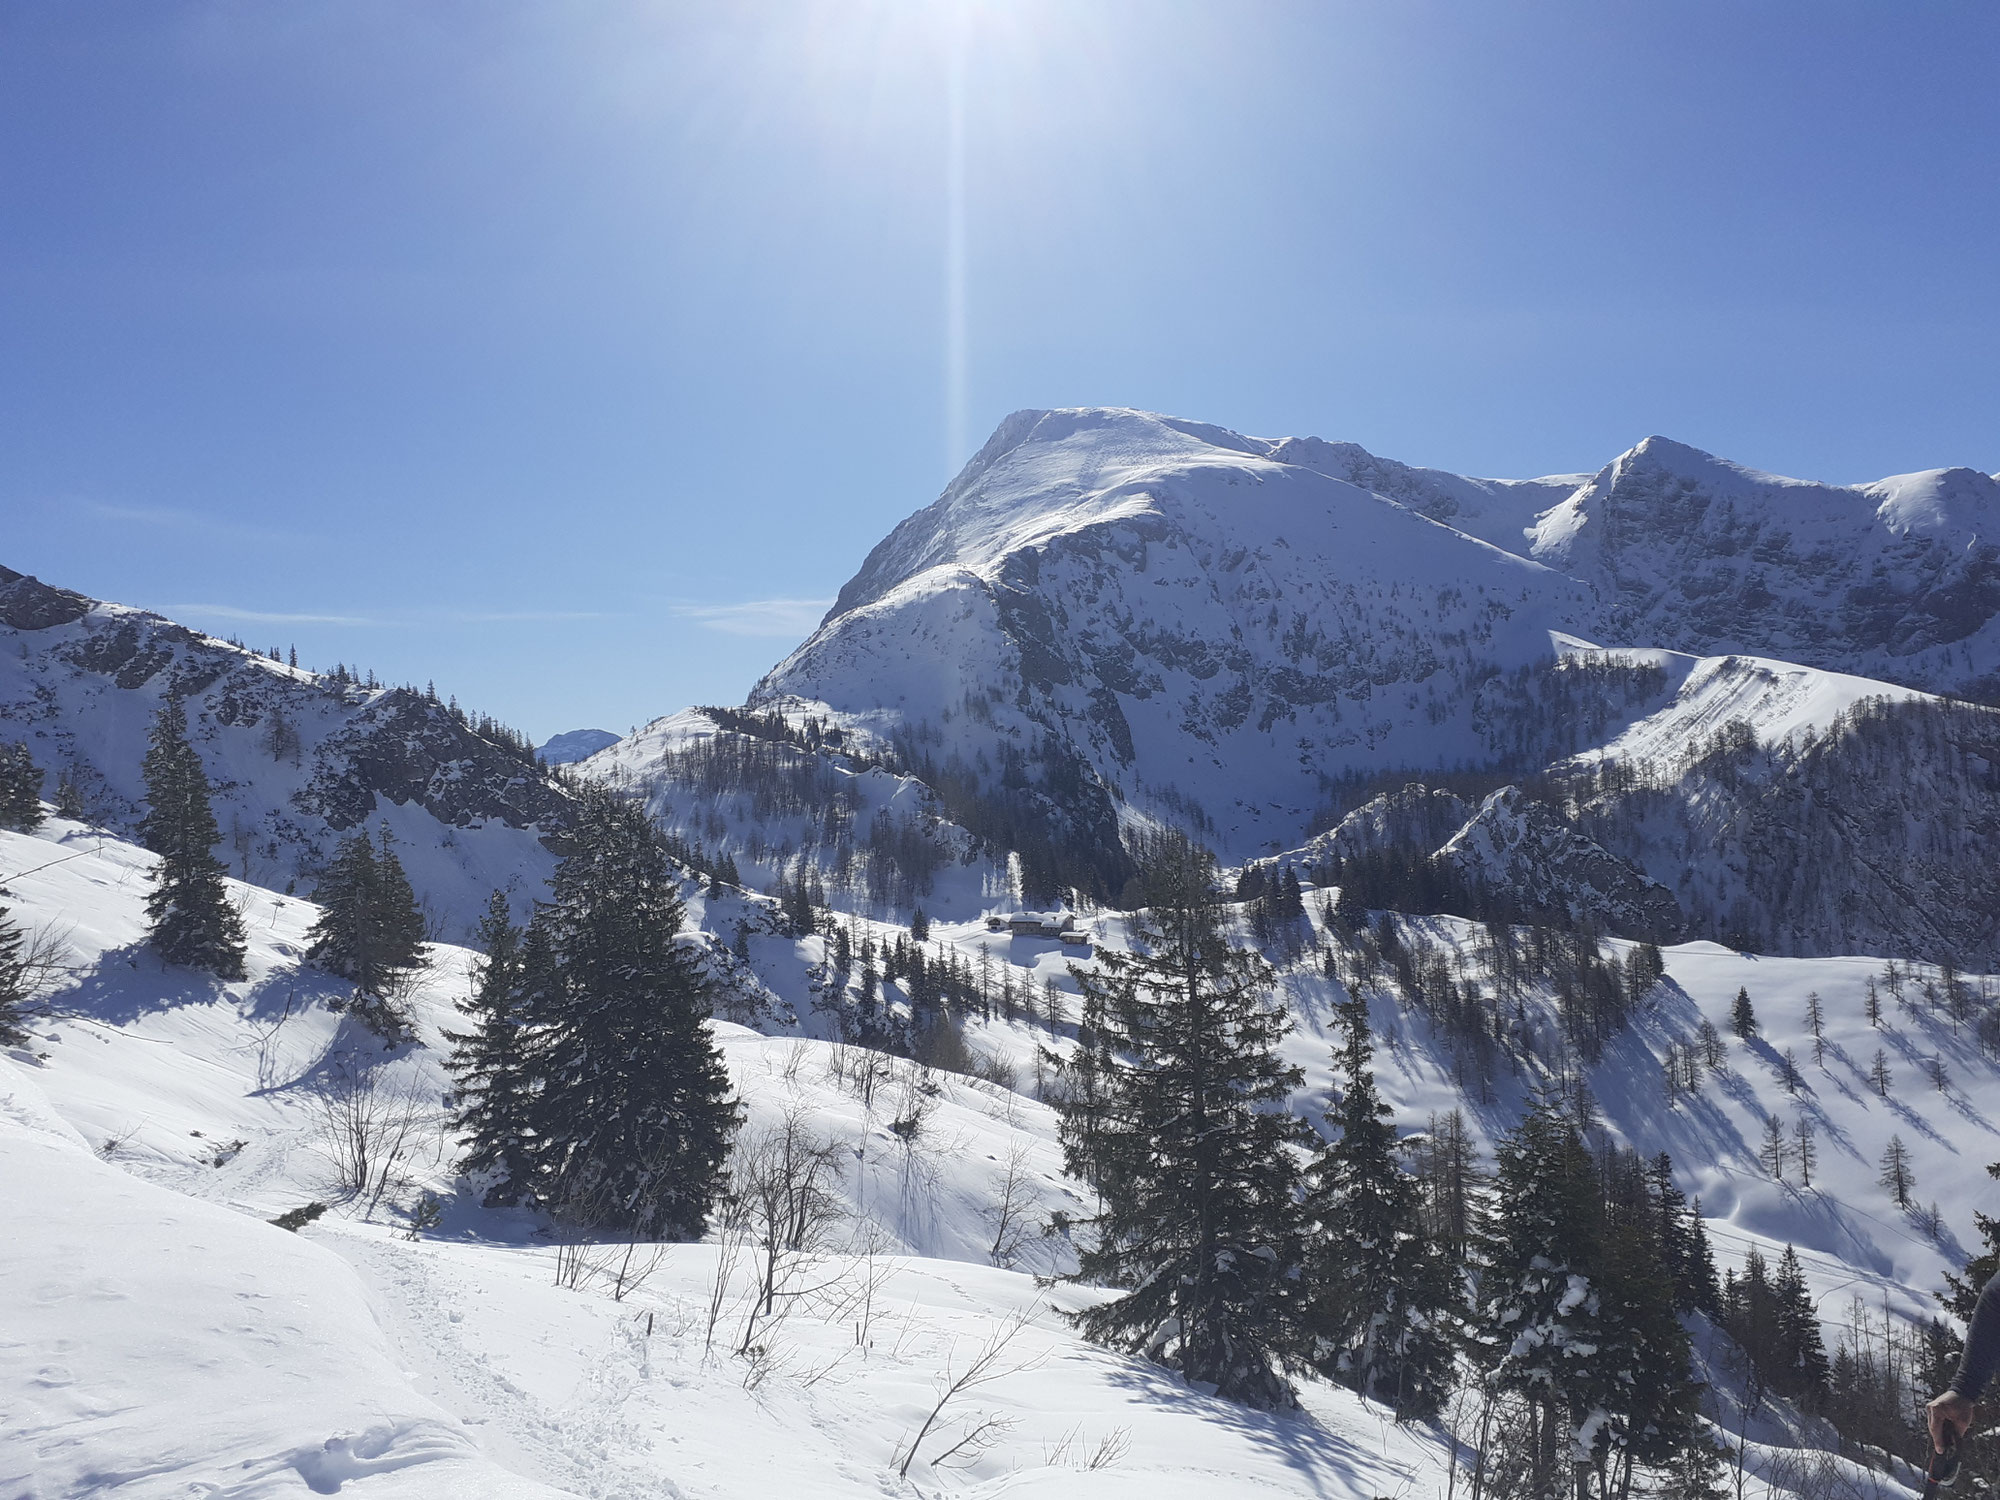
1528;437;2000;697
757;408;1591;873
0;567;569;937
1434;787;1684;943
300;690;571;833
0;565;93;631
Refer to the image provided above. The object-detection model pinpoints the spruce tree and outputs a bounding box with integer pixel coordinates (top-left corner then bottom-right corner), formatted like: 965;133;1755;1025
0;904;31;1047
530;786;737;1239
445;891;537;1205
139;697;246;978
1301;994;1455;1418
1730;987;1757;1039
1054;834;1304;1408
1473;1093;1609;1485
0;741;45;831
307;827;427;1037
1771;1245;1832;1405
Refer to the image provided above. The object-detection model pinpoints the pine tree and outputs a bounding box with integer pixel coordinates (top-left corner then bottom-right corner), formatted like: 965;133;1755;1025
307;827;427;1038
1805;991;1826;1066
1685;1196;1724;1317
0;904;31;1047
1423;1110;1484;1259
53;768;85;821
1730;987;1757;1039
1473;1092;1610;1484
1598;1195;1705;1489
138;697;246;978
1054;834;1304;1408
910;905;930;942
1301;995;1455;1419
530;786;737;1239
1864;976;1882;1028
0;742;45;831
1943;1161;2000;1321
445;891;538;1205
1698;1019;1725;1069
1879;1135;1916;1208
1771;1246;1832;1406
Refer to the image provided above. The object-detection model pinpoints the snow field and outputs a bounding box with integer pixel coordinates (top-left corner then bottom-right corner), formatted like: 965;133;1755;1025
2;820;1457;1497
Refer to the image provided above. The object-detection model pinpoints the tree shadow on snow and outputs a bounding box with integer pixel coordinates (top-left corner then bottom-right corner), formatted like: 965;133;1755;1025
1883;1093;1953;1150
238;960;350;1024
46;941;235;1023
1095;1359;1425;1500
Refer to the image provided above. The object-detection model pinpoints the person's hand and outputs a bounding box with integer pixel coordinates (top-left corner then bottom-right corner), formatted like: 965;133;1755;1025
1930;1390;1974;1453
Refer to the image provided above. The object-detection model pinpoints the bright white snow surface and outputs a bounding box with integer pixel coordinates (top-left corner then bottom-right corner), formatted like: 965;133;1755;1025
6;814;1987;1496
0;821;1443;1498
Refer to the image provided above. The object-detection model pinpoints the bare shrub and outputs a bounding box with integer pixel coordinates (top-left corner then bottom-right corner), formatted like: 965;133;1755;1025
985;1139;1038;1269
894;1305;1045;1479
308;1066;440;1218
733;1106;848;1357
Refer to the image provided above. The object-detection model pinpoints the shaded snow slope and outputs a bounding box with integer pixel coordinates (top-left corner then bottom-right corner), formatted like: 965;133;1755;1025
537;729;619;765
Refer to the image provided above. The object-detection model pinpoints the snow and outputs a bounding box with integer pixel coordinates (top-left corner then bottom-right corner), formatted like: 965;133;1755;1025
8;806;1990;1494
537;730;620;766
2;818;1457;1499
1565;649;1935;767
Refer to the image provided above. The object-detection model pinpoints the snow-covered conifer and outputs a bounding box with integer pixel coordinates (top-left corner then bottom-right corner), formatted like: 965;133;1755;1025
307;828;427;1038
529;785;737;1240
1730;987;1757;1039
1300;994;1455;1419
0;904;31;1047
0;742;44;831
1054;833;1303;1408
1472;1093;1613;1485
138;697;245;979
445;891;537;1205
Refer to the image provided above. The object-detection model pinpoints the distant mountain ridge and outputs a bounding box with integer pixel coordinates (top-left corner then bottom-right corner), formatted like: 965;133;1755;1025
0;564;571;939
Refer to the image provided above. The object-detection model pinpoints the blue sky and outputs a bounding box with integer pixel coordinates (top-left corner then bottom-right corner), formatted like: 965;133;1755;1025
7;2;1998;740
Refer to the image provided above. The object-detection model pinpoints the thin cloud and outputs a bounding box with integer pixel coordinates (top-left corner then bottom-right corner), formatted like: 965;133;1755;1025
170;602;377;626
90;502;315;547
166;603;618;628
673;598;834;638
436;609;618;624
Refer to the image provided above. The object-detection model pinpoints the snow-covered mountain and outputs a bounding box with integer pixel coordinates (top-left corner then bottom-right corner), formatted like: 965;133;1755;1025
692;410;2000;964
0;564;571;939
536;728;618;765
752;408;1598;885
1529;437;2000;694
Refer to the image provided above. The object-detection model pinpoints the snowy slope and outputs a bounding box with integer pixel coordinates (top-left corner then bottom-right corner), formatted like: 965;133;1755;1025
1530;437;2000;696
0;565;567;940
10;815;1980;1494
755;408;1595;861
0;820;1458;1499
584;707;1015;921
